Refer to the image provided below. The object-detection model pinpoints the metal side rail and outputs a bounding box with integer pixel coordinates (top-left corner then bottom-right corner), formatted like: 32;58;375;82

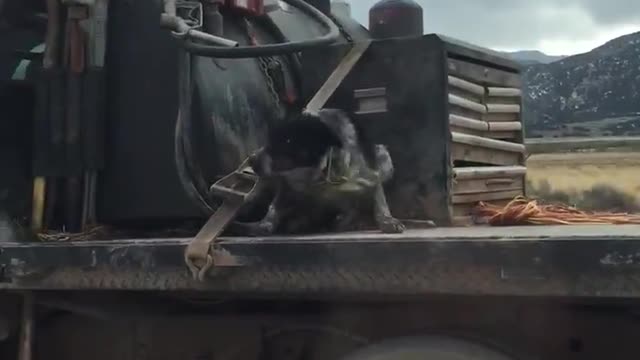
3;225;640;298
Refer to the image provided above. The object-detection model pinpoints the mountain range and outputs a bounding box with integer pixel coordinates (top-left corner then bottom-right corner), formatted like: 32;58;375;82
501;50;566;65
506;31;640;137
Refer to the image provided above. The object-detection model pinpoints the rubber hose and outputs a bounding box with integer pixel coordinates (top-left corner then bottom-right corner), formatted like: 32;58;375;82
178;51;210;199
175;114;213;214
180;0;340;58
175;50;215;214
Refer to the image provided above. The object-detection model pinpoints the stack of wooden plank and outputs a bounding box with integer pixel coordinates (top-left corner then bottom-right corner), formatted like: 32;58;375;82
446;57;527;225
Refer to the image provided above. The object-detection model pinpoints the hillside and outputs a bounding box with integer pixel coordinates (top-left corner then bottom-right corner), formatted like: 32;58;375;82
521;31;640;137
502;50;566;65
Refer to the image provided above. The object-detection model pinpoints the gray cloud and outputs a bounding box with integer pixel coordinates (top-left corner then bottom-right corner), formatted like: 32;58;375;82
580;0;640;24
346;0;640;53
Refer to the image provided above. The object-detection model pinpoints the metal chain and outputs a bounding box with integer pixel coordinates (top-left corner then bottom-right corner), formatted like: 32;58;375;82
328;13;353;43
258;56;284;116
242;14;354;118
243;18;285;118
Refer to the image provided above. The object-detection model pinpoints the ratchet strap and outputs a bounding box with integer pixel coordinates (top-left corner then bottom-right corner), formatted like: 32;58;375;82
184;157;258;280
304;39;371;115
184;39;371;281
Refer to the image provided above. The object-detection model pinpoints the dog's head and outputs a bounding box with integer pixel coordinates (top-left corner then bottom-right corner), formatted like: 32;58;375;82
250;113;343;191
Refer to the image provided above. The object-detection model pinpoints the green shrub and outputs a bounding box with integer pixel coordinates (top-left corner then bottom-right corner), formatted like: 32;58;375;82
580;184;640;213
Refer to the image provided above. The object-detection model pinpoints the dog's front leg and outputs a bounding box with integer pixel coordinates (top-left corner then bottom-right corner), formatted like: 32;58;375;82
232;185;285;236
373;182;405;234
370;145;405;233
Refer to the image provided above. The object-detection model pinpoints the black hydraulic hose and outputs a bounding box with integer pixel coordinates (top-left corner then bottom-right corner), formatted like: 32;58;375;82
179;0;340;58
175;50;215;214
175;116;214;214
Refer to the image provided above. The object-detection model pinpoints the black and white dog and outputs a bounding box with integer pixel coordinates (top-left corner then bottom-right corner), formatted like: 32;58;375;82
232;108;405;235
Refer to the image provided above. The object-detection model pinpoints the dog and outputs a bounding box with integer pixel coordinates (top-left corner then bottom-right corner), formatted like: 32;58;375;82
231;108;406;235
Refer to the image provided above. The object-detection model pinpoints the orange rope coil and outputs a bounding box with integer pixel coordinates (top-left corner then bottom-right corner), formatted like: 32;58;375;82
474;196;640;226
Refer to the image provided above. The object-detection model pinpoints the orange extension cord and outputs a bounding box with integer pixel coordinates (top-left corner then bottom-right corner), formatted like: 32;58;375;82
474;196;640;226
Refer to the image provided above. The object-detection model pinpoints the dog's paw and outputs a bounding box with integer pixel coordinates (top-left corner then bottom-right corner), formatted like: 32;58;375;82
232;221;275;236
378;216;405;234
248;221;276;236
402;219;437;229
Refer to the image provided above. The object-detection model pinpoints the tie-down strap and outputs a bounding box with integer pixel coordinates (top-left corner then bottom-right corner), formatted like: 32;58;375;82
184;157;259;281
184;39;372;281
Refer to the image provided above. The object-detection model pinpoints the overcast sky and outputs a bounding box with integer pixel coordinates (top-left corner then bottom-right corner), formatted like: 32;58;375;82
346;0;640;55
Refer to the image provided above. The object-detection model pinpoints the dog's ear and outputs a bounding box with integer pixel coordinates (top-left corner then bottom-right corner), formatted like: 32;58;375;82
318;122;343;149
248;148;271;177
300;113;343;149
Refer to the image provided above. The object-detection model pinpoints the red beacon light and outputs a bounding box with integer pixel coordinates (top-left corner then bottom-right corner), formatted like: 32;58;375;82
226;0;265;15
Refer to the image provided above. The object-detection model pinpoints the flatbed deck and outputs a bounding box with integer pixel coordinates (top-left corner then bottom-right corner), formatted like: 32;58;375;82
2;225;640;298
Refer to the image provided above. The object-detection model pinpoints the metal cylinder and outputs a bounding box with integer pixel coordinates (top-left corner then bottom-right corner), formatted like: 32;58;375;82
203;1;224;36
369;0;423;39
98;0;359;221
304;0;331;14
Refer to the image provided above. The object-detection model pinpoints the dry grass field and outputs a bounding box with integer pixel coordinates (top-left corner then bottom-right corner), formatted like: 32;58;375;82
526;152;640;212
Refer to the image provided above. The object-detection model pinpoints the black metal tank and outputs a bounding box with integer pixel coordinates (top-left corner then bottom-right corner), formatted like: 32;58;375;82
369;0;423;39
303;0;331;14
97;0;367;222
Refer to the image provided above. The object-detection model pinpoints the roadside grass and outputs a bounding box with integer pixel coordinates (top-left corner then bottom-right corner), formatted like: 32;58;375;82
526;152;640;213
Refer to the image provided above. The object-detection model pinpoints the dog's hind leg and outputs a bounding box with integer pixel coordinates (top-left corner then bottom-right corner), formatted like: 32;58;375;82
371;144;436;230
373;183;405;234
374;145;394;183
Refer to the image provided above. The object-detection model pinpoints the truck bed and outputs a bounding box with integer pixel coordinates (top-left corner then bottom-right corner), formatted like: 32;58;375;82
2;225;640;298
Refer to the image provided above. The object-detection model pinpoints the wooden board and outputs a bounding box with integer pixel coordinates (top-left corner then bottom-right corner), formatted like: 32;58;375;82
483;112;520;122
487;87;521;97
486;103;521;113
449;115;521;140
450;105;484;121
486;96;521;105
452;143;523;166
452;189;523;204
450;114;488;131
451;132;526;153
449;94;486;113
452;176;524;195
447;58;521;88
448;87;483;103
450;126;517;140
488;121;521;131
454;166;527;180
448;75;485;95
